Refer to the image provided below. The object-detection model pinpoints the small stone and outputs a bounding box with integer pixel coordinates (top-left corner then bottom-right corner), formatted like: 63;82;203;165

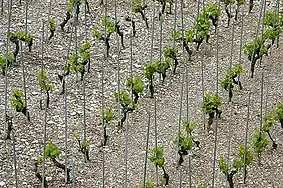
12;5;17;8
0;181;5;186
46;177;52;181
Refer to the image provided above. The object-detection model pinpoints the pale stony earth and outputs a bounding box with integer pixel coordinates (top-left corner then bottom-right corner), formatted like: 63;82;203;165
0;0;283;187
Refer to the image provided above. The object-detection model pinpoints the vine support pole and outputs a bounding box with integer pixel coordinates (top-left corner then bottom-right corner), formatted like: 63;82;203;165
12;129;18;187
226;20;235;169
64;25;73;184
243;92;251;184
154;96;158;186
211;0;221;186
177;73;185;188
3;0;12;136
143;112;151;186
102;0;108;187
40;20;48;188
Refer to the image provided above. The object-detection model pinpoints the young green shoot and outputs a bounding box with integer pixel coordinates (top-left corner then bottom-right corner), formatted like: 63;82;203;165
263;114;277;149
149;147;169;185
220;64;243;102
73;133;91;162
0;52;14;75
132;0;149;28
163;46;177;74
48;17;56;40
144;62;157;98
205;3;221;31
219;144;253;188
221;0;235;27
92;16;115;57
115;91;135;127
126;76;144;104
275;102;283;128
44;140;71;182
33;157;48;187
201;92;222;131
10;89;30;121
37;70;53;109
101;108;115;146
252;129;268;165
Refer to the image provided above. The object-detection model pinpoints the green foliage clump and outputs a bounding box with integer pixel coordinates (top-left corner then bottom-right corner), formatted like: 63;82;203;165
136;181;155;188
149;147;165;168
220;64;243;91
201;92;222;114
275;102;283;127
204;3;221;28
102;108;115;126
48;18;56;32
45;140;61;160
132;0;146;13
73;133;91;162
263;114;275;132
0;52;14;74
126;76;144;95
37;70;53;91
252;129;268;163
126;76;144;103
10;89;25;112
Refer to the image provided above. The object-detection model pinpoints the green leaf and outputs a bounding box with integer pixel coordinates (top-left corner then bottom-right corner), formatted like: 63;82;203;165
149;147;165;168
48;17;56;32
144;62;157;81
275;102;283;122
10;89;25;112
45;140;61;160
126;76;144;94
263;114;275;132
201;92;222;114
36;70;53;91
102;108;115;126
219;156;228;174
252;129;268;154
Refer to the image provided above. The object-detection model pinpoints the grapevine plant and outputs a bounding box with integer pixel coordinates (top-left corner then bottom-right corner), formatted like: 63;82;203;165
149;147;169;185
48;17;56;40
220;64;243;102
74;133;91;162
219;144;253;188
0;52;14;75
235;0;245;21
70;41;91;81
125;15;136;37
10;89;30;121
101;108;115;146
92;16;115;57
115;91;135;127
264;10;283;45
244;10;282;78
252;129;268;165
174;120;199;166
33;157;48;187
17;31;36;52
9;32;19;62
135;181;155;188
126;76;144;104
5;114;13;140
201;92;222;131
263;114;277;149
163;46;177;74
132;0;149;28
275;102;283;128
205;3;221;31
37;70;53;109
221;0;235;27
39;140;71;182
145;62;157;98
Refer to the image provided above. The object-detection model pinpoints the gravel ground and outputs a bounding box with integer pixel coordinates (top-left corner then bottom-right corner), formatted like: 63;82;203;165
1;0;283;187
